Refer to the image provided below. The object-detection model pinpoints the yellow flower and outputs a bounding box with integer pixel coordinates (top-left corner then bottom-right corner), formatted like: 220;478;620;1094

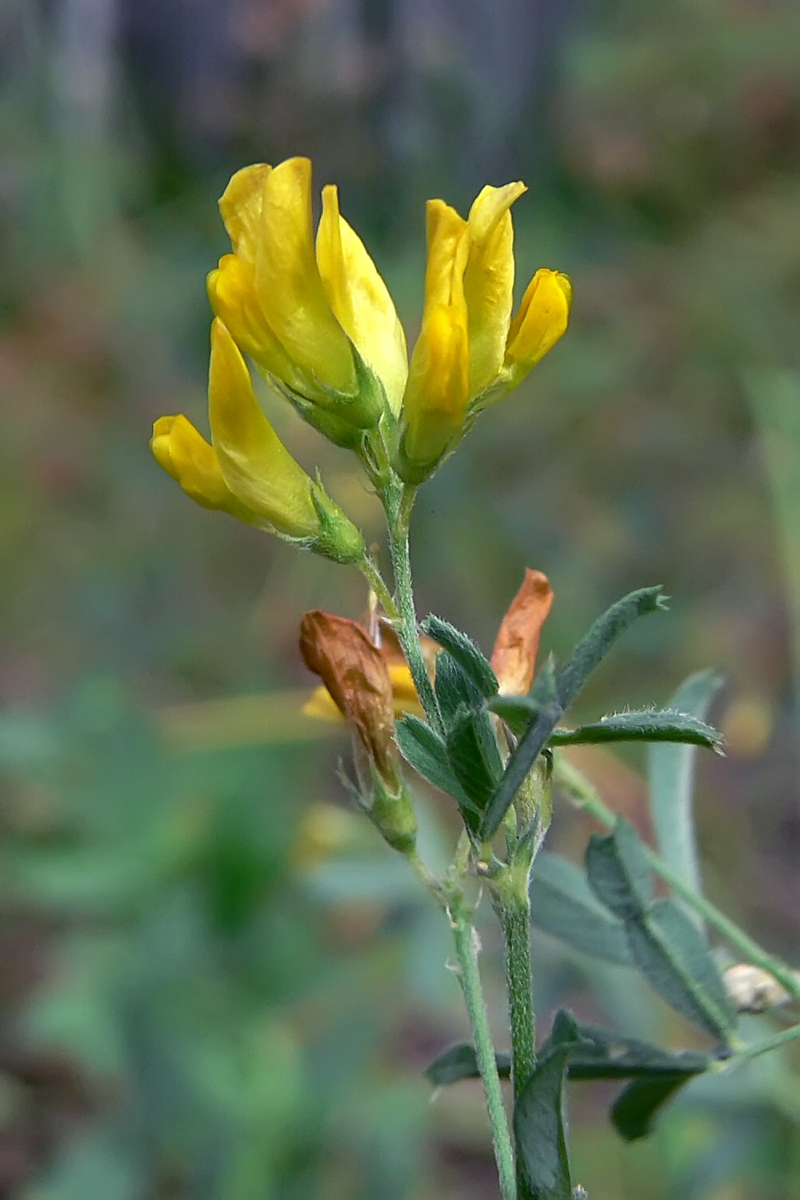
207;158;407;441
398;182;572;481
151;320;365;563
398;200;471;481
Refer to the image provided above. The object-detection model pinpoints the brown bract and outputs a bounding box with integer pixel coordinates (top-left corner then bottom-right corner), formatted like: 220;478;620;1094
299;610;396;776
491;568;554;696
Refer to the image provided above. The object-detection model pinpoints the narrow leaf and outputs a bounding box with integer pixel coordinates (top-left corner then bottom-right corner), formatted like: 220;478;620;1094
422;615;498;699
479;660;561;841
514;1011;581;1200
395;714;468;803
585;821;653;921
424;1042;511;1086
446;705;504;824
425;1023;709;1089
556;586;667;710
648;670;724;914
550;708;723;751
565;1025;709;1081
611;1074;694;1141
625;900;735;1039
434;651;484;729
529;852;632;965
488;693;541;738
586;823;736;1041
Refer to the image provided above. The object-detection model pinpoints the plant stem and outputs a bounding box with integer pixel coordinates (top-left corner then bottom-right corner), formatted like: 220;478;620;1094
498;899;536;1200
450;901;517;1200
497;897;536;1099
383;481;444;734
555;754;800;1002
720;1022;800;1066
358;555;399;621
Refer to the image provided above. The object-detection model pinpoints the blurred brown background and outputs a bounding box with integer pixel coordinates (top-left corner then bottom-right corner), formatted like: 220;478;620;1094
1;0;800;1196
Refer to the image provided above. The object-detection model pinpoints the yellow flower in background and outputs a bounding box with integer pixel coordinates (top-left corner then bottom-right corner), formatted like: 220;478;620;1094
151;320;365;562
207;158;407;440
398;180;571;482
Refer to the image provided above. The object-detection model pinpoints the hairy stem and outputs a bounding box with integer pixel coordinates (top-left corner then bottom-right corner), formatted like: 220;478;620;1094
358;555;399;621
450;901;517;1200
556;754;800;1002
383;481;443;734
497;898;536;1100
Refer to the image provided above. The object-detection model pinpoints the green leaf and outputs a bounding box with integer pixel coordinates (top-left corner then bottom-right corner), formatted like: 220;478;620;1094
395;714;468;803
422;615;498;699
514;1010;581;1200
585;821;653;921
446;705;503;828
586;822;736;1042
563;1024;709;1081
556;586;667;710
424;1022;708;1088
625;899;736;1039
424;1042;511;1086
434;651;484;729
648;670;724;911
488;693;541;738
480;588;667;843
479;660;561;841
529;852;632;965
611;1074;695;1141
549;708;723;751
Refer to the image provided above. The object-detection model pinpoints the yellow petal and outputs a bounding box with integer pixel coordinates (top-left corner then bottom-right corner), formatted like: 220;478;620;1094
422;199;469;313
504;269;572;381
401;303;470;473
303;685;345;721
464;182;526;396
150;413;254;520
253;157;356;395
218;163;272;264
387;662;423;717
316;185;408;414
207;254;305;389
208;319;321;538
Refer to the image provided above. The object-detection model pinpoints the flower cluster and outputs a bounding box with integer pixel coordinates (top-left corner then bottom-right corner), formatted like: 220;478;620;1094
150;157;571;554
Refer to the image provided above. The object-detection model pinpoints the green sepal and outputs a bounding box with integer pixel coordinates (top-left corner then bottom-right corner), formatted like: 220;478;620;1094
308;475;366;564
367;770;417;855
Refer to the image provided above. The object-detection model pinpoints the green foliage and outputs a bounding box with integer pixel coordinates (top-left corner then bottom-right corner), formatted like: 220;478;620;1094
529;851;632;965
555;587;667;710
586;822;736;1041
648;670;724;905
513;1011;582;1200
421;615;499;698
550;708;723;750
394;714;468;802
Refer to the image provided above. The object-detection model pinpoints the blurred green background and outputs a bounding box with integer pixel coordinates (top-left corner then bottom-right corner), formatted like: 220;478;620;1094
1;0;800;1196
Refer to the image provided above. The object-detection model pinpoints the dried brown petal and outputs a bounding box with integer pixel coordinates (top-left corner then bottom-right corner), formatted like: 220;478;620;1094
490;568;554;695
299;610;396;774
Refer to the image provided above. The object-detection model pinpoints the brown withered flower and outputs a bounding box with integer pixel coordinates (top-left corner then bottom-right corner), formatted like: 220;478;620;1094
490;568;553;696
